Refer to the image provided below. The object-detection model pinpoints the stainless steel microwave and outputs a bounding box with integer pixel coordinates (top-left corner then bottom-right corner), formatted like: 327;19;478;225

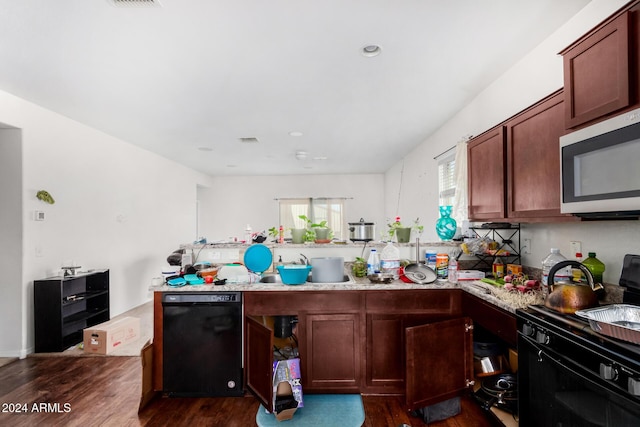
560;107;640;219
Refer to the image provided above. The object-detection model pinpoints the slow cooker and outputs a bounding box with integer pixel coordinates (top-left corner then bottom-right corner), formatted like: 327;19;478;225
348;218;375;242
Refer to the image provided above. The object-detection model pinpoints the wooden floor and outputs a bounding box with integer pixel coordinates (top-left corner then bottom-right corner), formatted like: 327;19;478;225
0;357;498;427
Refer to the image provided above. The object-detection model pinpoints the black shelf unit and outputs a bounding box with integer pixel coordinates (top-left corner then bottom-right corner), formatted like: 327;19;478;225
34;269;110;352
467;224;521;273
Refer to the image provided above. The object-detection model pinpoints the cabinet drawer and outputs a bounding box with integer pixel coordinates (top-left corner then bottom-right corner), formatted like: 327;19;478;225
244;291;362;315
365;290;461;315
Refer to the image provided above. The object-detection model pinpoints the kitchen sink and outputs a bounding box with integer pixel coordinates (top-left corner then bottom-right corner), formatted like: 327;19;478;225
259;272;355;284
259;274;282;283
307;273;354;284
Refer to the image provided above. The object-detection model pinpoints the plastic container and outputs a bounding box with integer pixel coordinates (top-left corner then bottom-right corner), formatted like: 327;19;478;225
277;264;312;285
492;257;504;279
436;253;448;280
367;249;381;275
425;251;437;271
542;248;570;286
448;258;458;283
380;242;400;279
582;252;605;284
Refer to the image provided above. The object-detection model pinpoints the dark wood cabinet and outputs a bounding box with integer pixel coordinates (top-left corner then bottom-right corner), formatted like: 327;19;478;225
302;313;361;392
461;292;516;348
34;270;110;352
506;90;574;221
244;289;474;410
405;317;474;410
561;11;632;128
468;91;578;223
467;126;506;221
244;291;363;395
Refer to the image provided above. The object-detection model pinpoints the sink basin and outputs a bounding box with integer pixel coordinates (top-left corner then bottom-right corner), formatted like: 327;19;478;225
307;273;353;283
259;272;355;284
259;274;282;283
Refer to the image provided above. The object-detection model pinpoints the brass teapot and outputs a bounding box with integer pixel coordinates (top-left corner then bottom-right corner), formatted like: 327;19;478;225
544;260;604;314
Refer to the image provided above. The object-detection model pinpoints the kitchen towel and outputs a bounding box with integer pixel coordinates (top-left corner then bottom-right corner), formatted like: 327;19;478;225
256;394;365;427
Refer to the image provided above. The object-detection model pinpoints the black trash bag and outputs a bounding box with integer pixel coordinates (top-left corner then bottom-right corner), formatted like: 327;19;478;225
411;397;461;423
166;249;185;266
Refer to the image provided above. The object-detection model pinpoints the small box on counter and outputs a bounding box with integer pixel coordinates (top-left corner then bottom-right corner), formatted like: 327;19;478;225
507;264;523;276
457;270;486;281
83;316;140;355
272;358;303;421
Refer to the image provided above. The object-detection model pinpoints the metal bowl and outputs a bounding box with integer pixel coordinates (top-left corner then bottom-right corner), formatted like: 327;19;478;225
367;273;395;284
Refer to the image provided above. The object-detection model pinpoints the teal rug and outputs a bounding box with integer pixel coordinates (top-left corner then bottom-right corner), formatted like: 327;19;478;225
256;394;365;426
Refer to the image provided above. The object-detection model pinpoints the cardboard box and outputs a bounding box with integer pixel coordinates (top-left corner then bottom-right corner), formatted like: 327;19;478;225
272;358;303;421
506;264;523;276
83;316;140;355
457;270;486;281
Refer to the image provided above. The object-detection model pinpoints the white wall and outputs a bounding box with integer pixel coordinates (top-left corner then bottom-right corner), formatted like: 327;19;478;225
384;0;635;283
0;128;23;357
0;90;214;357
199;174;385;242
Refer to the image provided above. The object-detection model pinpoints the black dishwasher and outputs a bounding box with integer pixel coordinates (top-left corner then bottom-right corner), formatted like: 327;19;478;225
162;292;243;397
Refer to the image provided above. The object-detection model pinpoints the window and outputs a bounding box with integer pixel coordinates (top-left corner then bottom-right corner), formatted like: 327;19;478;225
438;152;456;207
278;198;345;240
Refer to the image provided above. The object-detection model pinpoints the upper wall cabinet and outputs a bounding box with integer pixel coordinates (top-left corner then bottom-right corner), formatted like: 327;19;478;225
506;91;573;221
561;1;640;129
468;91;577;223
468;126;506;221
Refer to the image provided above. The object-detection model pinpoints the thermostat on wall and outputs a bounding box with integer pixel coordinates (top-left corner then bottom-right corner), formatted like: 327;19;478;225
34;210;45;221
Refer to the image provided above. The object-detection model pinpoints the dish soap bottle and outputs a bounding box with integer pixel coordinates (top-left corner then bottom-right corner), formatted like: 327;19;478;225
582;252;605;284
367;249;380;275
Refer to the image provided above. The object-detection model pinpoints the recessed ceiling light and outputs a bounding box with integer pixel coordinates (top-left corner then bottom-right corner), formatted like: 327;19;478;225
197;146;213;152
108;0;162;8
295;151;307;160
362;44;382;57
289;131;303;137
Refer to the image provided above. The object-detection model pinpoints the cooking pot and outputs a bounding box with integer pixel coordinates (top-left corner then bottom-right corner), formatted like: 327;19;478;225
401;238;437;284
348;218;375;242
310;257;344;282
545;260;604;314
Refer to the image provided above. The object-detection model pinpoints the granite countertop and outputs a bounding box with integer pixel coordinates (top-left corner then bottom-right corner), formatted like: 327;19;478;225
150;273;542;314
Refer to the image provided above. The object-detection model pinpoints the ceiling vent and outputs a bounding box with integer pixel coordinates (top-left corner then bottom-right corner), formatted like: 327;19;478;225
108;0;162;8
239;137;260;144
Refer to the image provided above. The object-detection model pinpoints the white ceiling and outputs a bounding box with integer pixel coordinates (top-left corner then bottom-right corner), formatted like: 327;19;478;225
0;0;590;176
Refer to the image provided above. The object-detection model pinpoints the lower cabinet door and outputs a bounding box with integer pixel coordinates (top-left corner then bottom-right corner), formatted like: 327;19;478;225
366;314;405;394
405;317;474;410
302;313;361;392
245;316;275;411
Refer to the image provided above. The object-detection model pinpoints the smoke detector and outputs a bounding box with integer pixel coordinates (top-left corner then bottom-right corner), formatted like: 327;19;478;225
108;0;162;8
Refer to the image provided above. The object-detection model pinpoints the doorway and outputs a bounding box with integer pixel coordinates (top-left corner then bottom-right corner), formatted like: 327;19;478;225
0;126;23;358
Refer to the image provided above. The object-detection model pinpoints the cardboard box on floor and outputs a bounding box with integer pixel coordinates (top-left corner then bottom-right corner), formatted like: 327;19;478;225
272;358;303;421
83;316;140;355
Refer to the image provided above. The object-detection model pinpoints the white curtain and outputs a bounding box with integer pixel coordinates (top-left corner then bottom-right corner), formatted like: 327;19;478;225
452;137;469;224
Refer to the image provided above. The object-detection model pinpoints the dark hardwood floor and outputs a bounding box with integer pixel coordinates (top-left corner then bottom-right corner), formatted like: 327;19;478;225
0;357;497;426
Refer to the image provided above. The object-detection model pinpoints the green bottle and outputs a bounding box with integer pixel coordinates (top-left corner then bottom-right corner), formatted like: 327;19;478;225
582;252;605;284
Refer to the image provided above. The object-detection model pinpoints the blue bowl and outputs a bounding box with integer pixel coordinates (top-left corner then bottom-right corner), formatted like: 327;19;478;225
277;265;312;285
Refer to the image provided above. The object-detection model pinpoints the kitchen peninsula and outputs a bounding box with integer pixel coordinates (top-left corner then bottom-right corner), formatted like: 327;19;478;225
150;241;538;425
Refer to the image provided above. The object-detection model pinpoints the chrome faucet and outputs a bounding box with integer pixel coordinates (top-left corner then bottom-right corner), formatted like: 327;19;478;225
299;253;309;265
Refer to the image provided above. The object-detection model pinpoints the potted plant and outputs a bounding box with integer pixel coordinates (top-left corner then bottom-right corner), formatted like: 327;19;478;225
298;215;332;243
387;216;423;243
352;257;367;278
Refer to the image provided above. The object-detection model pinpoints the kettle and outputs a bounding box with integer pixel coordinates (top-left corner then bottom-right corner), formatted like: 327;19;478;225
544;260;604;314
